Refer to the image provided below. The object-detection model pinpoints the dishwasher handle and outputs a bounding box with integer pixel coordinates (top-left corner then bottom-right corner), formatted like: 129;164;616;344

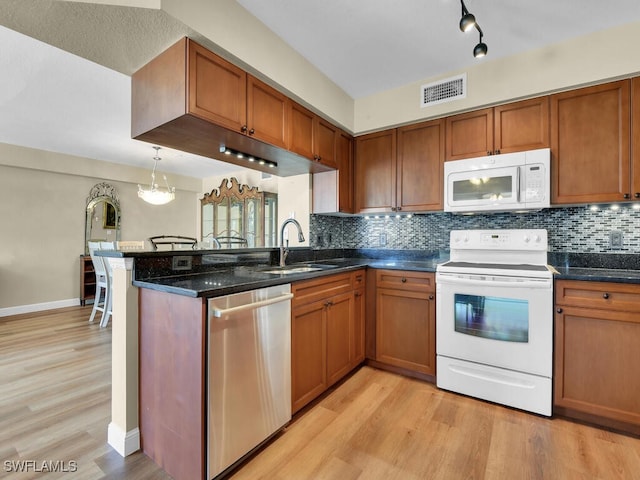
211;292;293;318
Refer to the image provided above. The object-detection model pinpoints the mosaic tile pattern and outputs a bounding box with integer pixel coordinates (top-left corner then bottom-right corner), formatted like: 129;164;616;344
310;205;640;253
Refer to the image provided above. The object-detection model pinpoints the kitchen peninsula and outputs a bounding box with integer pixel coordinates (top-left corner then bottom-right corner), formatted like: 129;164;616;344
98;245;640;479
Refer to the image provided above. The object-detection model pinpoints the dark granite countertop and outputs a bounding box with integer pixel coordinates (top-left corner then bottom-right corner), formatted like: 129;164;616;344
551;266;640;284
131;257;444;298
103;247;640;297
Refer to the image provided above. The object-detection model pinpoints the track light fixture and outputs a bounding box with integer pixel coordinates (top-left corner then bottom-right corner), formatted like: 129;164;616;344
459;0;487;58
219;146;277;169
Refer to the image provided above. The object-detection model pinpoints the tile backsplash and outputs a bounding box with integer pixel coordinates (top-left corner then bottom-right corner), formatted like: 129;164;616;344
310;205;640;253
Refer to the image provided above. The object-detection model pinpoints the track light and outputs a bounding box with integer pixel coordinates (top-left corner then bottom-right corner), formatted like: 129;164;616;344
459;0;487;58
219;146;278;169
474;32;488;58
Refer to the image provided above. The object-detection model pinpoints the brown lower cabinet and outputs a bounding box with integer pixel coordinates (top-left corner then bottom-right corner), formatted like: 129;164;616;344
373;270;436;378
291;270;365;413
554;280;640;435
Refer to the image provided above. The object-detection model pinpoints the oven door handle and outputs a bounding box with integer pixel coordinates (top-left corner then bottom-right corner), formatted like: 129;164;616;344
437;275;551;289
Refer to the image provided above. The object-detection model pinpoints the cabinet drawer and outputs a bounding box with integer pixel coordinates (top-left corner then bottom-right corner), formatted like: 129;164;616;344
555;280;640;312
351;270;365;289
293;272;353;307
375;269;434;292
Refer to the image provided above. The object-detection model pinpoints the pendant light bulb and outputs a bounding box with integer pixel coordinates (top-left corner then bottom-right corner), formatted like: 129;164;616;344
460;13;476;32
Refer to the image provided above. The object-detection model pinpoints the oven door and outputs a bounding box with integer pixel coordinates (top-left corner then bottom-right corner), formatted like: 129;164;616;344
436;271;552;377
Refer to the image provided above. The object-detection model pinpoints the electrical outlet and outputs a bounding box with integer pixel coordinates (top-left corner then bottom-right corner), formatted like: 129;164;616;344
609;230;623;249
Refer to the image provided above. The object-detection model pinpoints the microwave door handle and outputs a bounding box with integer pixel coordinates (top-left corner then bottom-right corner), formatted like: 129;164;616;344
516;167;521;203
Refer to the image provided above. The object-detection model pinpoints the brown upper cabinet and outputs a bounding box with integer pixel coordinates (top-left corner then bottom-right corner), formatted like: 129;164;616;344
551;80;631;204
355;119;444;213
189;41;289;149
445;97;550;161
313;129;354;214
131;37;337;177
289;102;338;169
630;77;640;201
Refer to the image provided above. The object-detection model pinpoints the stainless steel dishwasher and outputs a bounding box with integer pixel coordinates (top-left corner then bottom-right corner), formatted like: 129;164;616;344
207;283;293;479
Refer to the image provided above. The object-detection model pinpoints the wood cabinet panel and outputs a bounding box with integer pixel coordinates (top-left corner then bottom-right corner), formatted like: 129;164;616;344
555;280;640;434
494;97;549;154
326;292;354;386
445;108;494;160
374;270;436;377
289;102;315;159
247;75;289;148
188;40;247;132
631;77;640;200
375;287;435;375
355;130;397;213
291;299;327;413
315;118;338;168
291;270;365;413
396;119;444;212
139;289;206;480
551;80;631;204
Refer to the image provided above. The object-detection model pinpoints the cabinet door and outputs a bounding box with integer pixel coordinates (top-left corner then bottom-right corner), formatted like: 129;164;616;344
445;108;494;160
551;80;631;204
336;130;354;213
315;117;338;168
291;300;327;413
631;77;640;200
352;287;365;368
326;292;354;386
247;75;289;149
397;119;444;212
289;102;315;159
494;97;549;154
375;287;435;375
554;305;640;430
188;41;247;132
355;130;397;213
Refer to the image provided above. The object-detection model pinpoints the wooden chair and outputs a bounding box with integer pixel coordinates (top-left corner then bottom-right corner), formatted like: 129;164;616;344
148;235;197;251
98;242;116;327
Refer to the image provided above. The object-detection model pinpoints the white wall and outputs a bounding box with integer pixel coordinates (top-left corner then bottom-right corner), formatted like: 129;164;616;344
0;142;200;313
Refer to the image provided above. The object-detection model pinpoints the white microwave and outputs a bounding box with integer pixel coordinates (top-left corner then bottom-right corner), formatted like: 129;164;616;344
444;148;550;213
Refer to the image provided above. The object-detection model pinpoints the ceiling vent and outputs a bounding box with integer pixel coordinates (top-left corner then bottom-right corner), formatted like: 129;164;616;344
421;73;467;108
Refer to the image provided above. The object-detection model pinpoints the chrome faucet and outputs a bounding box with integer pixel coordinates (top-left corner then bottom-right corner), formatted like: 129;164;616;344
279;218;305;267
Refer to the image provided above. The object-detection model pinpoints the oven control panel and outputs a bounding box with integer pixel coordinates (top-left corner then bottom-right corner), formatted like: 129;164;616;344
450;229;547;251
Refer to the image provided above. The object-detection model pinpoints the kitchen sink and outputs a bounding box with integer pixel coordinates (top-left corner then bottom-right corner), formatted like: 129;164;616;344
259;263;338;275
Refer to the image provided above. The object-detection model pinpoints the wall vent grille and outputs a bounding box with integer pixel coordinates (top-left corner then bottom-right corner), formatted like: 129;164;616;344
421;73;467;108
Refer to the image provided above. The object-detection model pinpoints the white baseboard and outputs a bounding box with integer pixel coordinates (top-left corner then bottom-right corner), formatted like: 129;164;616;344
0;298;80;317
108;423;140;457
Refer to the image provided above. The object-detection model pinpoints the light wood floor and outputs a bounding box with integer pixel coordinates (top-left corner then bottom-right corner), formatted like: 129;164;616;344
2;307;640;480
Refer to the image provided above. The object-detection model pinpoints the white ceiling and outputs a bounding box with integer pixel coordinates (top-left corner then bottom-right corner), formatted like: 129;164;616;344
1;0;640;178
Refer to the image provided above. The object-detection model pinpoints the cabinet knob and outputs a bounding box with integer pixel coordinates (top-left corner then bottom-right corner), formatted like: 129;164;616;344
635;193;640;199
241;125;248;133
324;300;333;308
401;277;407;283
603;293;610;299
556;308;563;314
624;193;630;199
397;206;402;211
355;291;362;298
495;149;501;155
248;128;255;135
429;295;434;300
487;151;492;155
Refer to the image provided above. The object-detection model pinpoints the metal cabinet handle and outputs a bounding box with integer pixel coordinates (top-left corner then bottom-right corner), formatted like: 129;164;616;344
401;277;407;283
624;193;630;199
249;128;255;135
603;293;610;299
212;293;293;317
635;193;640;199
429;295;434;300
556;308;563;314
241;125;248;133
324;300;334;308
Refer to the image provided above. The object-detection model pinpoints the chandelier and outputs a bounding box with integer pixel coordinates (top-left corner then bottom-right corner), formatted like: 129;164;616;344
138;146;175;205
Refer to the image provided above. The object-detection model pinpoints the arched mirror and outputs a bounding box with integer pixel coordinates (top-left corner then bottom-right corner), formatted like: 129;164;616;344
85;182;121;254
201;178;277;249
